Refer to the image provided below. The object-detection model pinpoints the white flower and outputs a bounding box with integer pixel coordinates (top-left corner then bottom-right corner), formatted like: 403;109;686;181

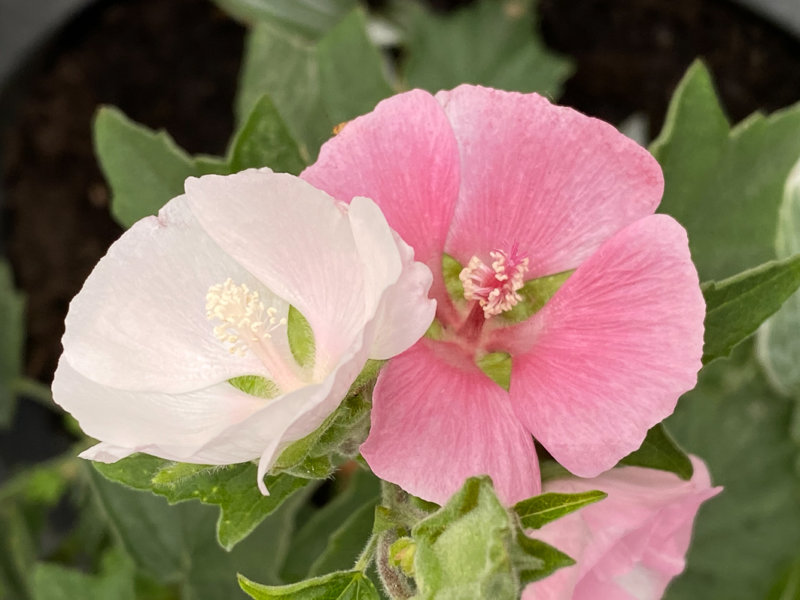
52;169;435;493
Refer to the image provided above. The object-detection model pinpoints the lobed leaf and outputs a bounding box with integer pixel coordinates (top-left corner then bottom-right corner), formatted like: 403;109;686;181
238;570;380;599
212;0;356;38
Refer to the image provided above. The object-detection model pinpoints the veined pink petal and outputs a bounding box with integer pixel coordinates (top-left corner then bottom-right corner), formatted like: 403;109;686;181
185;170;370;371
436;85;663;277
61;194;276;394
505;215;704;477
361;340;540;505
524;457;721;600
301;90;460;315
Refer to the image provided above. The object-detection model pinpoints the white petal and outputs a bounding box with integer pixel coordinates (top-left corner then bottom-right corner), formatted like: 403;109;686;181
62;194;284;393
185;171;370;369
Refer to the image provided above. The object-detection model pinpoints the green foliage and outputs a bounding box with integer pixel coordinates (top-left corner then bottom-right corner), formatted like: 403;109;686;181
757;158;800;395
272;386;374;479
282;469;381;581
499;269;572;325
767;560;800;600
237;7;392;161
618;423;694;480
664;342;800;600
239;570;380;599
31;550;136;600
228;94;307;174
94;106;205;228
411;477;573;598
651;60;800;281
288;305;316;370
88;465;306;597
93;455;309;550
0;260;24;428
213;0;356;38
403;0;572;97
513;490;607;530
701;255;800;364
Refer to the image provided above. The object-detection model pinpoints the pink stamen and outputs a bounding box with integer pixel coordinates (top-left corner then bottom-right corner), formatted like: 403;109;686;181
459;247;530;319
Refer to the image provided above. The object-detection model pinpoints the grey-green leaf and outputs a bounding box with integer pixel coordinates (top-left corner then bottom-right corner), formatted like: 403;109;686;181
228;93;307;174
0;260;24;428
757;157;800;395
512;531;575;586
93;106;201;228
618;423;694;480
701;254;800;364
316;7;394;125
651;60;800;281
238;570;380;599
513;490;607;530
31;550;135;600
93;455;309;550
403;0;573;97
212;0;355;39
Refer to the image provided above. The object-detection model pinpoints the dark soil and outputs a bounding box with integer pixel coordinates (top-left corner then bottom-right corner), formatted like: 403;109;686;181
3;0;800;386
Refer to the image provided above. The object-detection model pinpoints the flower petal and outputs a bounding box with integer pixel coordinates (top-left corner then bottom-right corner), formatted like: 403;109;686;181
302;90;460;271
185;170;371;370
505;215;704;477
61;194;277;393
53;356;268;463
348;196;436;360
524;457;721;600
360;340;540;505
436;85;663;277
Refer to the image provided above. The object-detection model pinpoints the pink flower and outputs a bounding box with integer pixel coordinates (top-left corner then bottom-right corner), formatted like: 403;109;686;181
302;85;705;504
52;169;435;492
523;457;722;600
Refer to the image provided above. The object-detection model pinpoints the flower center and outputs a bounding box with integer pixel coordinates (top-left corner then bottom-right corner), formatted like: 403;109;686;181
459;248;530;319
206;279;305;392
205;278;286;356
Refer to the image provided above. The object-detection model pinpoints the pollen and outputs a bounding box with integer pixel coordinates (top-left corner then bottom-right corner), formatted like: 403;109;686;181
205;278;286;356
460;248;529;318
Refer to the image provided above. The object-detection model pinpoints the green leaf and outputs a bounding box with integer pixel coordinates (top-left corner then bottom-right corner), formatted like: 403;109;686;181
272;387;373;479
288;306;316;370
618;423;694;480
93;106;203;228
403;0;572;97
476;352;512;391
513;490;607;530
767;559;800;600
282;469;380;581
757;158;800;395
31;550;136;600
230;374;281;399
88;465;306;596
237;24;331;160
237;8;393;162
701;255;800;364
238;570;380;599
93;455;309;550
228;93;307;174
651;60;800;281
663;341;800;600
411;476;572;599
316;8;394;125
0;504;37;599
0;260;24;428
213;0;355;39
441;254;465;303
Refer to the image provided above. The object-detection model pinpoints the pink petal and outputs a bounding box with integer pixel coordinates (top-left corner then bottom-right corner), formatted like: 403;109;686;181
347;196;436;360
185;170;372;370
436;85;663;277
301;89;460;311
61;194;274;393
360;340;540;505
504;215;704;477
524;457;721;600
